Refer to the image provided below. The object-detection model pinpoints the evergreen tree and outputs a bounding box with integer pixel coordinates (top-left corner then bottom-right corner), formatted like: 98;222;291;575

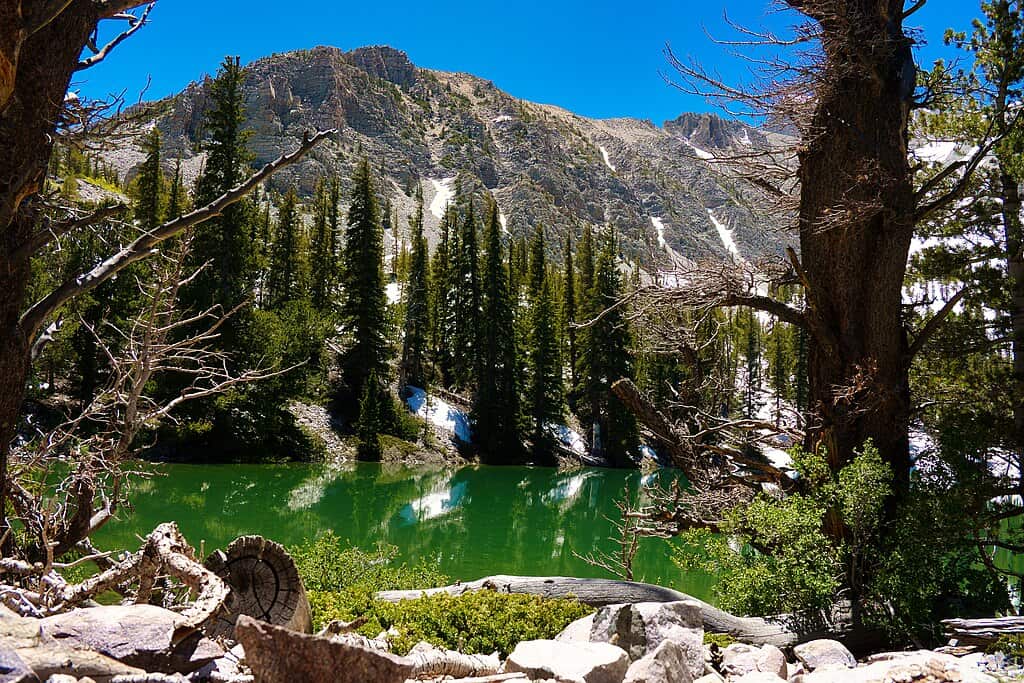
578;232;638;467
527;223;546;299
309;179;339;312
473;203;522;463
527;271;565;464
267;188;307;308
571;224;596;410
357;372;384;461
184;55;257;346
339;159;390;413
431;204;458;387
452;202;481;388
133;127;164;230
562;234;577;395
166;156;185;221
400;193;431;391
743;309;762;420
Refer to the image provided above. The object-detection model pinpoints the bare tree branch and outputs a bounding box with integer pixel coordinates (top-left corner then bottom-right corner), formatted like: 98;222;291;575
76;3;155;71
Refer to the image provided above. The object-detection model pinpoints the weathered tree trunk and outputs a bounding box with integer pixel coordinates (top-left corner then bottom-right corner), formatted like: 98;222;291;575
794;1;916;495
1001;164;1024;496
0;1;101;540
374;574;803;647
204;535;312;639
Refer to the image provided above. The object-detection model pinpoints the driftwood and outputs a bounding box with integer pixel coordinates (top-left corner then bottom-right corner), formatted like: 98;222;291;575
374;575;801;647
406;641;501;678
204;535;312;639
942;616;1024;645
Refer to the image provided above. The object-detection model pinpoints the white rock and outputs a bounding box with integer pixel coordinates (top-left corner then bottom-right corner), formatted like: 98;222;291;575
720;643;787;679
799;651;998;683
729;673;785;682
556;613;596;642
588;601;704;678
623;639;692;683
504;639;630;683
694;673;725;683
792;639;856;671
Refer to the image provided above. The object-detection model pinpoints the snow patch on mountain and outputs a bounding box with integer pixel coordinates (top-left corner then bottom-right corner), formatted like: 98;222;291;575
386;281;401;305
499;212;509;234
684;139;715;160
650;217;668;249
428;177;456;219
599;146;616;171
708;209;742;261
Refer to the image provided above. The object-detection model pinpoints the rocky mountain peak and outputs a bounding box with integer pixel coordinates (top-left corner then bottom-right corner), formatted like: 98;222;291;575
344;45;418;89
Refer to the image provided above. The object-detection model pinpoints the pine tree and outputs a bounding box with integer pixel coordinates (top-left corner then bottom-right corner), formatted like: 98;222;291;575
357;372;384;461
339;159;390;413
431;204;458;387
578;232;638;467
133;127;164;230
571;224;596;410
309;179;337;312
743;309;762;420
400;193;430;391
184;56;257;346
452;202;481;389
166;156;185;221
562;234;577;395
527;271;565;464
267;188;307;308
527;223;546;299
473;202;522;463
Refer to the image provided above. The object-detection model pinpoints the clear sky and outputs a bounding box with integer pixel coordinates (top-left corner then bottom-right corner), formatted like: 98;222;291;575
76;0;980;125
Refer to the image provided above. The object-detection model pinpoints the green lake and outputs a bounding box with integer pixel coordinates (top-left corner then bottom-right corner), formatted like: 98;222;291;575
94;462;715;602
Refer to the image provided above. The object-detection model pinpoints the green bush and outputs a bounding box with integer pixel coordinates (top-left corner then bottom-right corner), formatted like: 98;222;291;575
293;533;592;656
310;590;593;656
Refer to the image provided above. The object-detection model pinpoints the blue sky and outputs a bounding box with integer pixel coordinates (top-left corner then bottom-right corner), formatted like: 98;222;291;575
77;0;980;125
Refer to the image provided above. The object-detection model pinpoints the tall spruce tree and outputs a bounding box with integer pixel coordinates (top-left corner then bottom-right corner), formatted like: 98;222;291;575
339;159;390;415
562;234;577;395
571;224;596;411
431;204;458;387
267;188;307;308
185;56;257;337
133;128;164;230
578;232;638;467
452;202;481;389
166;156;185;221
309;178;336;312
527;223;546;299
400;193;430;391
473;203;522;462
527;271;565;464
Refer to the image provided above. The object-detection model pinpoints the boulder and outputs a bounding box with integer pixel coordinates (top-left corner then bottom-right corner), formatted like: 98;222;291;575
503;640;630;683
796;651;998;682
37;605;223;674
720;643;787;679
694;675;725;683
623;640;692;683
0;648;34;683
587;601;704;678
730;674;785;682
792;639;855;672
556;613;596;643
235;615;414;683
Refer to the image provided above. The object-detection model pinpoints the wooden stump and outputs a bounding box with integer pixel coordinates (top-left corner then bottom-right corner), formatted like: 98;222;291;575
204;535;312;639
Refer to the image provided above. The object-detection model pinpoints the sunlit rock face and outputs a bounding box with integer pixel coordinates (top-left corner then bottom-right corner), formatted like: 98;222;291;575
106;46;793;270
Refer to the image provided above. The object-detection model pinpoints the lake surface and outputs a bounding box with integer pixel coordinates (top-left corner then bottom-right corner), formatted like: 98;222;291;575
95;462;716;602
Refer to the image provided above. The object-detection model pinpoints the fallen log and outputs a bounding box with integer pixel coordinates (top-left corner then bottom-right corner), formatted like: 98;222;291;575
406;640;500;678
204;535;313;639
942;616;1024;646
374;575;801;647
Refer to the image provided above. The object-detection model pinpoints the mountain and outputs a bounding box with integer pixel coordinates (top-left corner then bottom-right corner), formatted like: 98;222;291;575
104;45;792;266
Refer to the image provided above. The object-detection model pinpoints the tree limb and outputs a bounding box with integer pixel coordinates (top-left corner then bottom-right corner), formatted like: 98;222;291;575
21;128;335;346
13;203;128;261
76;2;154;71
906;286;968;361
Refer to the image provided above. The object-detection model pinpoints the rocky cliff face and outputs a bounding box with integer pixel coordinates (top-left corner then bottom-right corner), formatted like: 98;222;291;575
107;45;793;266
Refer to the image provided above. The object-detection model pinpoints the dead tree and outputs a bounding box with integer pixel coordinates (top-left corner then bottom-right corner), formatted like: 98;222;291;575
0;0;334;548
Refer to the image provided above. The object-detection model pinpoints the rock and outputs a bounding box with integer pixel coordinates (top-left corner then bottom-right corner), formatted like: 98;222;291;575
792;639;855;672
693;675;725;683
37;605;223;674
503;640;630;683
191;643;247;682
44;676;78;683
587;601;704;678
623;640;692;683
235;614;414;683
730;674;785;682
0;647;34;683
556;613;596;643
796;651;998;682
720;643;787;679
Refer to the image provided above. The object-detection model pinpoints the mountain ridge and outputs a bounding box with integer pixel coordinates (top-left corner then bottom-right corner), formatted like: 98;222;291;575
103;44;791;266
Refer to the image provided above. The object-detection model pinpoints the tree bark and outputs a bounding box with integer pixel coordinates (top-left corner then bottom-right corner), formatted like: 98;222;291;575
0;0;100;547
793;0;916;494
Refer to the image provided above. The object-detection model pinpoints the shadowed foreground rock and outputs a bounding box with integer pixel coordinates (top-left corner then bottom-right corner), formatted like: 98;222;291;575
235;614;414;683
